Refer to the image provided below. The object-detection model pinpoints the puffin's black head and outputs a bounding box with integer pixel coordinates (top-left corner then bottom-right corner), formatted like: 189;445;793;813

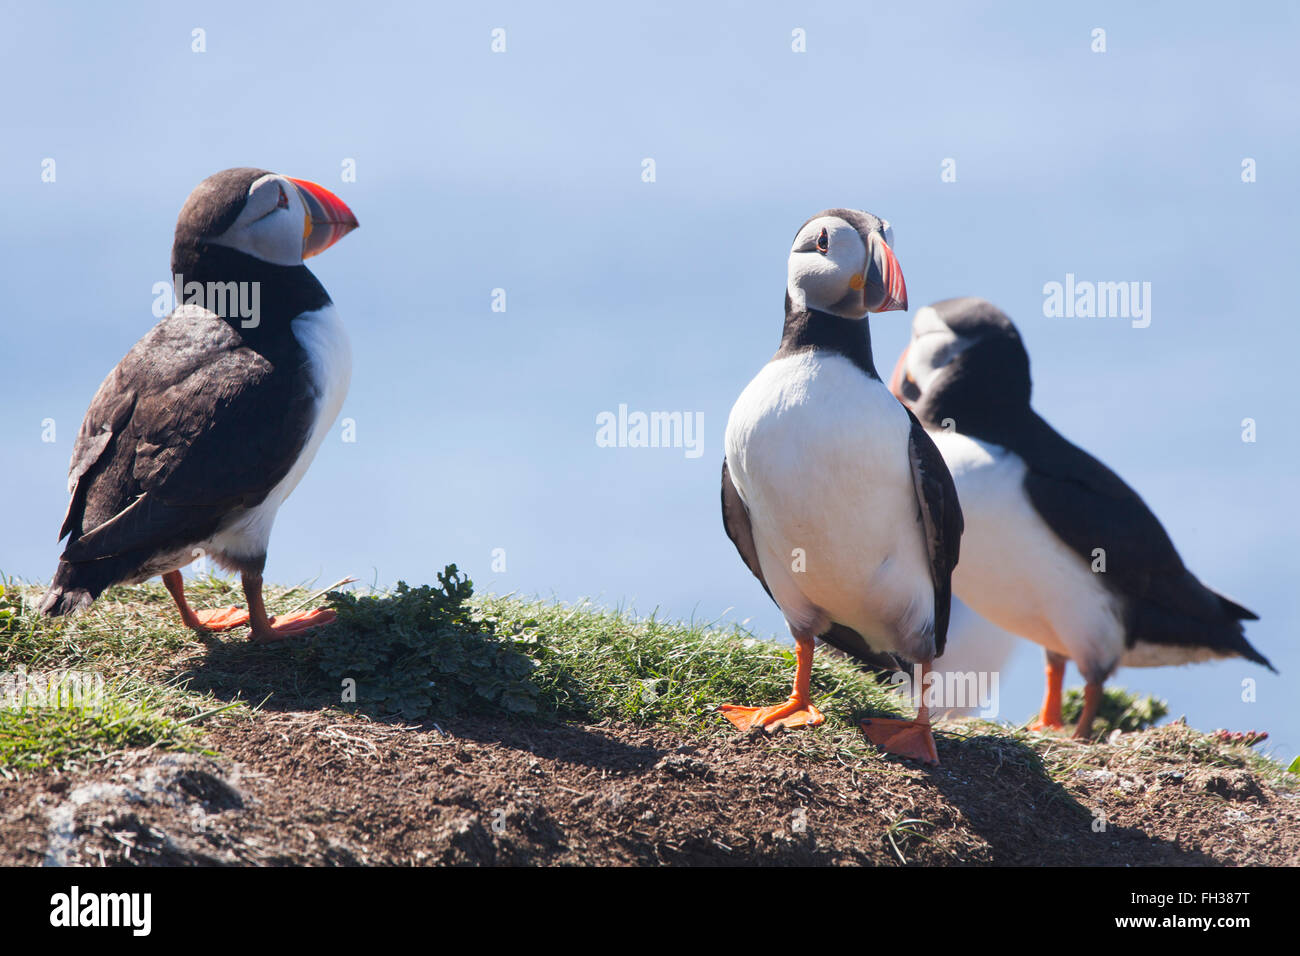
170;167;359;278
786;208;907;318
889;297;1031;436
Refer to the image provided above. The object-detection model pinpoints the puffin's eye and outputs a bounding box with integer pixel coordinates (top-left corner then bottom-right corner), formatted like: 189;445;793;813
276;184;290;210
815;228;829;254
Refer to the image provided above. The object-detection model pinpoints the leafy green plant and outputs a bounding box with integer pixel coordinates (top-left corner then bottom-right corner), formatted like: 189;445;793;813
309;566;540;720
1059;686;1168;738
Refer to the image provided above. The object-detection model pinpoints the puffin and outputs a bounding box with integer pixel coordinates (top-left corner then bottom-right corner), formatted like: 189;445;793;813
889;297;1273;737
39;167;359;643
719;209;963;764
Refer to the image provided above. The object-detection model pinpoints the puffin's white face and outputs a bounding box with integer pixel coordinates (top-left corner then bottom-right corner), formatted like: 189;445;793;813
787;215;903;319
893;305;973;398
208;173;313;266
905;306;965;386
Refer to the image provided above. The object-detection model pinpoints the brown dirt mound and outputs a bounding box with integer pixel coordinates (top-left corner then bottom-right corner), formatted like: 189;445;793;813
2;713;1296;866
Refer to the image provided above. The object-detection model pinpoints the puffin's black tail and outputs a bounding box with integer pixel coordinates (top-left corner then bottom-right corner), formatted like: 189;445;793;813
1208;589;1273;672
38;559;112;618
1228;629;1276;673
1129;572;1275;674
1214;590;1259;622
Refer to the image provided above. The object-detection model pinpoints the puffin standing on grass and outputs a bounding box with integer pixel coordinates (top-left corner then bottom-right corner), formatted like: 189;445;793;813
719;209;962;764
40;167;359;643
890;297;1273;737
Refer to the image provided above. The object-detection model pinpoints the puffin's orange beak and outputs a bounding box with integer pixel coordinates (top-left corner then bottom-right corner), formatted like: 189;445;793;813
288;178;359;259
863;232;908;313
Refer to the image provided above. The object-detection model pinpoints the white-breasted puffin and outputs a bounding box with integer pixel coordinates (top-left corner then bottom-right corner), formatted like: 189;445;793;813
890;297;1273;737
720;209;963;764
40;167;359;643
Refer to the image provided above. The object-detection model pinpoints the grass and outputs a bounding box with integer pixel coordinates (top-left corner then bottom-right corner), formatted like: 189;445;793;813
0;574;261;774
1042;715;1298;787
0;680;197;776
0;570;1292;789
0;568;910;773
479;593;908;728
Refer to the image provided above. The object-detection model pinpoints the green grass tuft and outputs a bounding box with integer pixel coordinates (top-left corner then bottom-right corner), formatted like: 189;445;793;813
1;573;247;773
478;595;908;730
1058;685;1169;738
0;679;198;775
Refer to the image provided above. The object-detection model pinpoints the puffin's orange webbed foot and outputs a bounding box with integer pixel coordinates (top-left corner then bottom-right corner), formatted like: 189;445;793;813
191;606;250;631
248;607;337;643
1028;716;1066;733
860;717;940;765
719;698;825;732
721;635;824;733
271;607;337;631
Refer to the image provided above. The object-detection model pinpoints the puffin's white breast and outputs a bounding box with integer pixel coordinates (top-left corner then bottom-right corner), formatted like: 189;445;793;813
930;429;1125;678
207;304;351;563
724;352;934;658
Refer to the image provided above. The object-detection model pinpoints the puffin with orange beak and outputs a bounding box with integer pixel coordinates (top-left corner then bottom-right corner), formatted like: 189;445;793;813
40;167;359;643
719;209;962;764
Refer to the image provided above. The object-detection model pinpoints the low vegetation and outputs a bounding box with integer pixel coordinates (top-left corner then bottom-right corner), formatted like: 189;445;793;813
0;567;1293;868
1;569;1292;782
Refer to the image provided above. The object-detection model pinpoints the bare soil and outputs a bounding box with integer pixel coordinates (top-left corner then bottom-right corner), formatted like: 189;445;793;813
2;712;1296;866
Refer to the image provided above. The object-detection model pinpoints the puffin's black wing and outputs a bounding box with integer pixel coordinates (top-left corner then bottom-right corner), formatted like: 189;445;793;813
904;410;964;657
44;310;314;610
1018;414;1272;669
720;459;771;600
720;459;902;670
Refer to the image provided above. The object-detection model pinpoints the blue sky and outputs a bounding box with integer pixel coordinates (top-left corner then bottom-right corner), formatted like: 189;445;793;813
2;2;1296;760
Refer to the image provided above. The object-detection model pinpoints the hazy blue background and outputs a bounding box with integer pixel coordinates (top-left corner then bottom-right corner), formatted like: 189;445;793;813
2;2;1295;760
